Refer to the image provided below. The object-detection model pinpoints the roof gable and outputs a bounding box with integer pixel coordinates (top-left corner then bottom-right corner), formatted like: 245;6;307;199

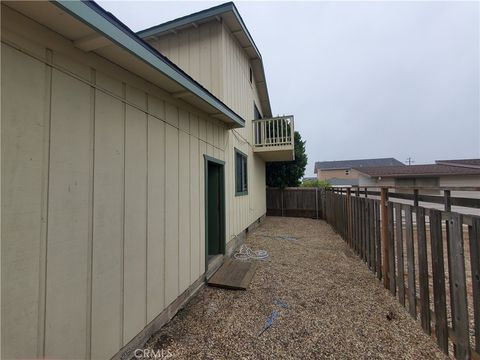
136;2;272;118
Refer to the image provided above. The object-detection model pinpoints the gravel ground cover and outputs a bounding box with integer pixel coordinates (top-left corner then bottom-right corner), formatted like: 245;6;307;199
139;217;449;359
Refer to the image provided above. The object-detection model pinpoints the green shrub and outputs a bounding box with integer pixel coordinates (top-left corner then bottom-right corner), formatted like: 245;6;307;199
300;179;331;189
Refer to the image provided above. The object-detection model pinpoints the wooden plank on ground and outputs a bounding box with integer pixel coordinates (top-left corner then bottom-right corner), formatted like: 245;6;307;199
395;203;405;306
430;209;448;354
470;217;480;354
405;205;417;319
416;206;431;335
448;213;470;359
207;259;257;290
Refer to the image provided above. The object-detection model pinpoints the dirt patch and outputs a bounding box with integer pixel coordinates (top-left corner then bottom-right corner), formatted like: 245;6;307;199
137;217;448;359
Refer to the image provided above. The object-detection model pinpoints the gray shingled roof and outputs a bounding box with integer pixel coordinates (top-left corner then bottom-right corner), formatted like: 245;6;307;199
314;158;404;173
436;159;480;169
357;164;480;178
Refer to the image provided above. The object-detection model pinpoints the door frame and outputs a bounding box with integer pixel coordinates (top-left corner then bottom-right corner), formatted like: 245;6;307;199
204;155;226;271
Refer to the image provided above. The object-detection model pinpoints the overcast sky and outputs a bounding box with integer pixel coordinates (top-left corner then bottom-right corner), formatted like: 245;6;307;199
99;0;479;176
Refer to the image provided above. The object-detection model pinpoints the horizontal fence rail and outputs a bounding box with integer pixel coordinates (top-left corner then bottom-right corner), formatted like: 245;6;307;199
267;186;480;359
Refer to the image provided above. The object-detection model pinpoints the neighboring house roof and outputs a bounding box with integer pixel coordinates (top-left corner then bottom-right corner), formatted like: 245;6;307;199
436;159;480;169
137;2;273;118
314;158;403;173
357;164;480;178
10;0;245;128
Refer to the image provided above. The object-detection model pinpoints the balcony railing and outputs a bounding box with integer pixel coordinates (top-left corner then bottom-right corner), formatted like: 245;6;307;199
252;115;295;161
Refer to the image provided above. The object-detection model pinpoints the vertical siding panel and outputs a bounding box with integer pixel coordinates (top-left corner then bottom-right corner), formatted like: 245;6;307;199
211;22;222;97
178;108;189;132
126;85;146;110
91;92;124;360
1;45;46;359
178;30;189;73
189;30;200;82
179;131;191;293
198;117;207;142
190;135;200;281
165;102;179;128
45;70;91;359
147;116;165;322
148;95;165;121
199;24;211;90
206;120;214;146
165;124;179;305
199;141;207;272
168;34;179;64
123;106;147;344
190;114;199;138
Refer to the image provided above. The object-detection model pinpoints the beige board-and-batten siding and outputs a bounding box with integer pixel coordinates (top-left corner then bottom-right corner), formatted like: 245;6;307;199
1;5;264;360
145;19;267;240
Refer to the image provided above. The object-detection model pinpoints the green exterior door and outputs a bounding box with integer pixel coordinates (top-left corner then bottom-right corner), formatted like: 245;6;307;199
205;157;225;258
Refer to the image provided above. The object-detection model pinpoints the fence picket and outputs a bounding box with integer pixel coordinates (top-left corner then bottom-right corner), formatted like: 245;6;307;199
430;209;448;354
375;201;382;280
388;202;396;296
416;206;431;335
448;213;470;359
370;200;376;274
469;218;480;354
395;203;405;306
405;205;417;319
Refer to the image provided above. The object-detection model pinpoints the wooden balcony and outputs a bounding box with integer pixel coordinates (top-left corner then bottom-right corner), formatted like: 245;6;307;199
252;115;295;161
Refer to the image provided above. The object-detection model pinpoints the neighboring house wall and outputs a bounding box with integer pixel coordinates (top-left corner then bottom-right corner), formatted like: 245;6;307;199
374;175;479;215
1;7;264;360
316;168;369;182
145;20;266;241
316;168;377;187
441;175;480;199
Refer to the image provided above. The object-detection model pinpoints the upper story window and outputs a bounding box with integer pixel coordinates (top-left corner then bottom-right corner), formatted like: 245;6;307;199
249;67;253;84
345;170;350;176
235;149;248;196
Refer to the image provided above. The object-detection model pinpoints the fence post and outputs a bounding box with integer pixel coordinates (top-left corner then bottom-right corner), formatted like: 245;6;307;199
413;189;419;207
346;188;352;246
444;189;451;212
381;187;390;289
315;187;319;219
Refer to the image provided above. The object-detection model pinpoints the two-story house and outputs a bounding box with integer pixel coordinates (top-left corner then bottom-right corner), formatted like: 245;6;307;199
1;2;294;359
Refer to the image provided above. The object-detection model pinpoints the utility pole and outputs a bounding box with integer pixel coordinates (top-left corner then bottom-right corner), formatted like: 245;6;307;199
405;157;415;166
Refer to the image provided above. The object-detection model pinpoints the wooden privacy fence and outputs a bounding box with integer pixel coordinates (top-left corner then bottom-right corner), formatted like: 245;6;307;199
266;187;323;218
267;186;480;359
325;187;480;360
